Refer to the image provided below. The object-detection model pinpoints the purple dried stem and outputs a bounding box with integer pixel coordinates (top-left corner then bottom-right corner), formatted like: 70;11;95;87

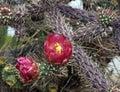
73;44;108;92
114;27;120;53
72;23;105;42
26;0;60;14
47;8;73;41
26;1;45;14
57;5;99;23
110;18;120;53
109;18;120;28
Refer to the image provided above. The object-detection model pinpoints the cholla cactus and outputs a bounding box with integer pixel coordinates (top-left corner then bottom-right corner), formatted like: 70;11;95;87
0;4;13;24
13;4;27;19
57;5;99;23
47;8;73;41
112;18;120;53
72;23;104;42
47;7;108;91
0;0;119;91
73;45;108;92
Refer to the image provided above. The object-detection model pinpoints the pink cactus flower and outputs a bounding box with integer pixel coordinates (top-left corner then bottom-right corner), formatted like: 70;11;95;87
44;33;72;65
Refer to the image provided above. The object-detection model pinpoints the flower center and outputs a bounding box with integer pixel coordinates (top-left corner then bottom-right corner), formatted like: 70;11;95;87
55;43;62;54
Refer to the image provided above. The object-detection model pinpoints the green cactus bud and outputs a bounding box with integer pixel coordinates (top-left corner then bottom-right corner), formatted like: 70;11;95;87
99;14;112;26
5;75;17;86
2;64;21;88
38;62;58;79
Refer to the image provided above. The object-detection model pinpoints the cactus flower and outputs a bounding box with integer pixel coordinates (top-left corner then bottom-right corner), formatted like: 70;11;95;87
44;33;72;65
16;57;39;83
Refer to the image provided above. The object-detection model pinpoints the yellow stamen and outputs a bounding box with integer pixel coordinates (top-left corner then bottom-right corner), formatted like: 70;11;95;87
6;80;14;86
0;57;6;64
55;43;62;54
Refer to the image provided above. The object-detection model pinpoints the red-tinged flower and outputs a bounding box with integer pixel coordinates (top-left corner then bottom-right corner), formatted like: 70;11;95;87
16;57;39;83
44;33;72;65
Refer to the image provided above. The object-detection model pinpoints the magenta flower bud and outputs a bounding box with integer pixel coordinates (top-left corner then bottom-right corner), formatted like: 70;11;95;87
16;57;39;83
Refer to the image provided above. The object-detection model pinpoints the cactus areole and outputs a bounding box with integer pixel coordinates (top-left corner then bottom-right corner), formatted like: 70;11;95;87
44;33;72;65
0;5;12;22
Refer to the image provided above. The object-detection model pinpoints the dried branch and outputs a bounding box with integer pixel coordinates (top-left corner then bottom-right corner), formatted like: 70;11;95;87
46;7;73;41
72;23;105;42
110;18;120;54
57;5;99;23
73;44;108;92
